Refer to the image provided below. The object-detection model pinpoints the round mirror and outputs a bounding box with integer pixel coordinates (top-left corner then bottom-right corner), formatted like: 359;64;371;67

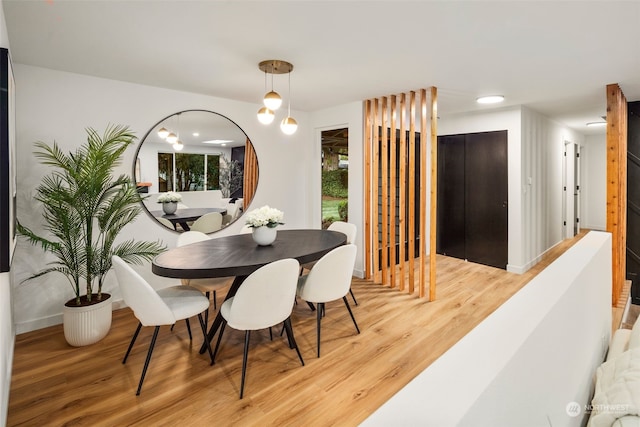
133;109;258;233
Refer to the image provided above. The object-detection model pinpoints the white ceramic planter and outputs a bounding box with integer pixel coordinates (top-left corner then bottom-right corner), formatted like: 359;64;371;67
252;226;277;246
162;202;177;214
63;294;112;347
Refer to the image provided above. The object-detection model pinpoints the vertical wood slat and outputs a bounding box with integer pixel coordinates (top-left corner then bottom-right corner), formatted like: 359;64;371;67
364;100;372;279
429;87;438;301
381;97;389;285
408;91;416;294
419;89;427;298
389;95;397;288
606;83;628;307
372;99;380;281
399;94;407;291
243;139;258;207
364;87;436;298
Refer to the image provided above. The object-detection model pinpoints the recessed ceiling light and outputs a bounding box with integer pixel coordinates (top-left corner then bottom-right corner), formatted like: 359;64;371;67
192;132;199;137
476;95;504;104
586;121;607;127
202;139;233;145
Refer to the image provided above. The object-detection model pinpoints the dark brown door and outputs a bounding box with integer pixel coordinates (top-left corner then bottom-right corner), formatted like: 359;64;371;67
437;130;508;269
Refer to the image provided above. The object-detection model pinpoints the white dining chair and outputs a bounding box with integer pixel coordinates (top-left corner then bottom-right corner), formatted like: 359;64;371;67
111;255;214;395
190;211;223;233
156;216;175;230
212;258;304;399
222;202;241;225
296;244;359;358
301;221;359;305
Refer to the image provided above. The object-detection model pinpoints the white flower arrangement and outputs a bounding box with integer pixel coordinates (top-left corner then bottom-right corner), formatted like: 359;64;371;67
245;205;284;228
157;191;182;203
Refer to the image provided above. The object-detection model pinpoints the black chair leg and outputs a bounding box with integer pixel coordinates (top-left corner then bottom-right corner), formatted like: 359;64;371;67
283;317;305;366
343;296;360;334
349;288;358;306
240;330;251;399
269;327;273;341
316;302;324;358
185;318;193;340
212;320;227;364
204;292;210;328
213;290;217;310
136;325;160;396
198;313;215;364
123;322;142;364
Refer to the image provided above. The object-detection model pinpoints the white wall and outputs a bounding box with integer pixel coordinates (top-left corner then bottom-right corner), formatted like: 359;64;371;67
310;101;365;277
582;133;607;231
0;1;15;424
438;106;524;271
363;231;612;427
12;64;318;333
438;106;585;274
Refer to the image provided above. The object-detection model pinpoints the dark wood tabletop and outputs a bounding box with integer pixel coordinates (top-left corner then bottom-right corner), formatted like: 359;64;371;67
153;228;348;354
152;229;347;279
151;207;227;231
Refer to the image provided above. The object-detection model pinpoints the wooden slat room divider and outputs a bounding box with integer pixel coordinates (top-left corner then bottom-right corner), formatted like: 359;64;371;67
243;139;258;207
606;83;628;307
364;87;437;299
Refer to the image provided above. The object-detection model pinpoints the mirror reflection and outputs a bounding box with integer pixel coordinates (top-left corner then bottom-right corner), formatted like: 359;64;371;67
134;109;258;233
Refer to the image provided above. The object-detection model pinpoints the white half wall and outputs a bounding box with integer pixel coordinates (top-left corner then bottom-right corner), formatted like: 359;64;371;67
363;230;612;427
12;64;316;333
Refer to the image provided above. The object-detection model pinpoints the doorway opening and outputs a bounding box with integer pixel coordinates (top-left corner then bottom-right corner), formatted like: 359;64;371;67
321;128;348;229
563;141;581;238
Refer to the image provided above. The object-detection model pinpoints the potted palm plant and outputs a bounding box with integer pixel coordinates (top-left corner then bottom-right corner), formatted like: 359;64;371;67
17;125;165;346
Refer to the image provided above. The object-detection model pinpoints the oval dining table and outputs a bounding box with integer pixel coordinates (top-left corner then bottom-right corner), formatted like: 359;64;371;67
152;229;347;354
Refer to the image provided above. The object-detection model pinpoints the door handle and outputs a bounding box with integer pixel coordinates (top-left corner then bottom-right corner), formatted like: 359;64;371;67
502;201;508;208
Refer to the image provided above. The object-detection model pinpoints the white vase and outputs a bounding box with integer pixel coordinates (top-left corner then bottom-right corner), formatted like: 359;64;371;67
63;294;112;347
252;226;277;246
162;201;177;214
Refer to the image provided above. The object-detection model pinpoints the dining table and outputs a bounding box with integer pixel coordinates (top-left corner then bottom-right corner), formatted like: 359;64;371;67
152;228;347;354
151;207;227;231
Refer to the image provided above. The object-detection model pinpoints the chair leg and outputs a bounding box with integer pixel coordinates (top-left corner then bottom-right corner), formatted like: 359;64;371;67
240;330;251;399
269;327;273;341
198;313;215;365
185;318;193;340
213;290;217;310
316;302;324;358
343;296;360;334
136;325;160;396
283;317;305;366
212;320;227;365
349;287;358;306
204;292;210;327
123;322;143;364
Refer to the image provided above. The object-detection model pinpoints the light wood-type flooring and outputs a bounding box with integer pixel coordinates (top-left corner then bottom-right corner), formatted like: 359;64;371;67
9;231;598;426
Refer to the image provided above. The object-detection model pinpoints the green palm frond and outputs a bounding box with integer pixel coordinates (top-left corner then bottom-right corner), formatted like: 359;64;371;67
16;125;164;303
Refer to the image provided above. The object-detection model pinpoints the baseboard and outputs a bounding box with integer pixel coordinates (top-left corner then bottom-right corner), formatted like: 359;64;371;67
507;239;565;275
16;298;127;334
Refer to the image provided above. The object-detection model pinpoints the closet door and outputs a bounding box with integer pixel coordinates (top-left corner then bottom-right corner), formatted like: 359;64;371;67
436;135;465;259
437;131;508;269
465;131;508;269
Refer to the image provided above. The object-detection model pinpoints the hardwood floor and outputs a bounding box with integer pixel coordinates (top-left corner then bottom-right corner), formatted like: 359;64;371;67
8;232;589;426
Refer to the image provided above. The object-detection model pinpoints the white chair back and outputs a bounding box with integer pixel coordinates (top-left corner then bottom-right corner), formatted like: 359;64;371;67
327;221;356;244
298;244;356;303
177;230;210;246
190;212;223;233
226;258;300;330
157;217;174;229
111;256;175;326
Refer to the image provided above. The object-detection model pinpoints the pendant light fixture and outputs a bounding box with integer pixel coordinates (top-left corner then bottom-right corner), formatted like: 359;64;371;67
157;127;169;139
257;60;296;135
173;112;183;151
280;69;298;135
257;70;275;124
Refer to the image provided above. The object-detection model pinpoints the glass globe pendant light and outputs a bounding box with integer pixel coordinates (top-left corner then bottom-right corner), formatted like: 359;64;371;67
280;68;297;135
257;71;275;124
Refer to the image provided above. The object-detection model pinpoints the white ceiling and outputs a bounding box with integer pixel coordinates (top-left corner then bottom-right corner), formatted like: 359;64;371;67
4;0;640;136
